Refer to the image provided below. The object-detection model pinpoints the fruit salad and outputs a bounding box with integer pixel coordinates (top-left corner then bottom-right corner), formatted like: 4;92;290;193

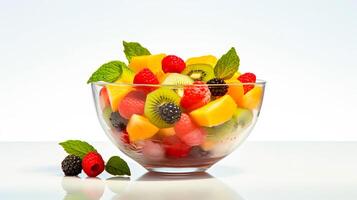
89;41;264;169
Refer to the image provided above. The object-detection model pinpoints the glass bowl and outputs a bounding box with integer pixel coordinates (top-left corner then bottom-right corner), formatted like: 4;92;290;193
91;81;265;173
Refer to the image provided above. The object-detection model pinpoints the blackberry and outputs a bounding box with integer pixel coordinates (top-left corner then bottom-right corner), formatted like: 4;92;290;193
61;155;82;176
189;146;210;158
110;112;128;131
206;78;228;97
158;102;182;124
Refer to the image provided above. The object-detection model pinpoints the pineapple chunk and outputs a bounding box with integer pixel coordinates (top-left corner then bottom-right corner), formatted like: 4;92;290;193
127;114;159;142
185;55;217;67
129;54;166;74
189;95;237;127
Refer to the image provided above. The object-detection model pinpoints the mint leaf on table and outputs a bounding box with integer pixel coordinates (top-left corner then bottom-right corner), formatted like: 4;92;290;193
105;156;131;176
214;47;240;79
123;41;151;62
59;140;97;158
87;61;125;84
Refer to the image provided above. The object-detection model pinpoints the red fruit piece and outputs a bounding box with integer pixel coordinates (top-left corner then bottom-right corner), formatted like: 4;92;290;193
118;91;146;119
180;81;210;111
142;140;165;161
174;113;205;146
82;152;105;177
238;72;256;94
133;68;159;92
99;87;110;109
121;131;130;144
163;136;191;158
162;55;186;73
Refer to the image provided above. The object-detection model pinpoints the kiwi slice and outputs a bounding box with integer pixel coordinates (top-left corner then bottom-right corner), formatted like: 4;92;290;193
161;73;193;96
233;107;253;128
204;118;237;142
182;64;215;82
144;88;181;128
102;106;113;127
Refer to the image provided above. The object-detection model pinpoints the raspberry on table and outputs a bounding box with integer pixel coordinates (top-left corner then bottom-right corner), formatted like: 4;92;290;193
82;152;105;177
158;102;182;124
238;72;256;94
206;78;228;97
180;81;211;111
61;155;82;176
133;68;159;92
161;55;186;73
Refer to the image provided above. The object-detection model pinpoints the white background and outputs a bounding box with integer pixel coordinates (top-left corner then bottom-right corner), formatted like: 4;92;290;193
0;0;356;141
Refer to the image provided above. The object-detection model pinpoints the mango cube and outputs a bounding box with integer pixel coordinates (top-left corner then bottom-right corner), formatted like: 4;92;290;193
127;114;159;142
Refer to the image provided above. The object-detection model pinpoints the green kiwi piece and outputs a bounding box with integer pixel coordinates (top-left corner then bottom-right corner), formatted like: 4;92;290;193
233;107;253;128
204;118;237;142
161;73;194;96
182;64;215;82
144;88;181;128
102;106;113;127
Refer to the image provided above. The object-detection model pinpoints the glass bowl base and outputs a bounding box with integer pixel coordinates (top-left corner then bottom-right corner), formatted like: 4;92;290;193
146;167;208;174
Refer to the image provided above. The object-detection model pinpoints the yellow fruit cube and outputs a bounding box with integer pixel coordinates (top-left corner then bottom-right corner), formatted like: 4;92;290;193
189;95;237;127
237;86;264;110
127;114;159;142
157;128;176;137
106;81;132;111
186;55;217;67
129;54;166;74
226;80;244;105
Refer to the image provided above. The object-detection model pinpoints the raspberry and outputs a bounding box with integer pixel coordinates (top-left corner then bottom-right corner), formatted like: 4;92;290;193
163;136;191;158
238;72;256;94
110;112;128;131
180;81;210;111
206;78;228;97
133;68;159;92
158;102;182;124
162;55;186;73
61;155;82;176
118;91;146;119
82;152;105;177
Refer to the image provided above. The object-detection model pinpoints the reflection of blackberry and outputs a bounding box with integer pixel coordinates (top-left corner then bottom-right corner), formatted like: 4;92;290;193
207;78;228;97
61;155;82;176
158;103;181;124
189;146;210;158
110;112;128;131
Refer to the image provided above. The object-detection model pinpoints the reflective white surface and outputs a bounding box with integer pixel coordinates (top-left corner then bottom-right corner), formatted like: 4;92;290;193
0;142;356;199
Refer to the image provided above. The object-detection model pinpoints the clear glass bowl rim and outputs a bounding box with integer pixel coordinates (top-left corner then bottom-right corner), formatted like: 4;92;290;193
91;79;266;87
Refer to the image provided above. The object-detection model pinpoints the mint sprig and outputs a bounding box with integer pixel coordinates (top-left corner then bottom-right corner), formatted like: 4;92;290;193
59;140;97;159
214;47;240;79
105;156;131;176
123;41;151;62
87;61;126;84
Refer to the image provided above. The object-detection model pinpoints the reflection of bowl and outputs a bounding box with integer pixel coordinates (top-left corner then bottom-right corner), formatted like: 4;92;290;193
91;81;265;173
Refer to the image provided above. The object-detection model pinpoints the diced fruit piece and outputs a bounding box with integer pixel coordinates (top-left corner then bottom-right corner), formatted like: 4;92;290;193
238;72;256;94
163;136;191;158
181;64;215;82
204;118;237;142
207;78;228;97
189;95;237;127
106;83;132;112
189;146;210;158
162;55;186;73
120;131;130;144
133;68;159;93
186;55;217;67
226;72;241;82
99;87;110;109
109;111;128;131
118;91;146;119
158;102;182;124
142;141;165;161
236;86;263;110
174;113;206;146
157;128;176;137
119;65;135;83
127;114;159;142
102;106;112;127
161;73;194;96
226;79;244;104
129;54;166;74
200;140;215;151
144;88;181;128
233;107;253;128
180;81;210;111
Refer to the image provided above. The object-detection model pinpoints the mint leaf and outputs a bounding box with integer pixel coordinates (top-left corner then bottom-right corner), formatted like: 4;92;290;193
87;61;125;84
59;140;97;158
105;156;131;176
123;41;151;62
214;47;240;79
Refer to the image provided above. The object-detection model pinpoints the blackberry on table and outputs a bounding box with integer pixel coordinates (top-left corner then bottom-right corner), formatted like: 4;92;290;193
110;112;128;131
206;78;228;97
158;102;182;124
61;155;82;176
